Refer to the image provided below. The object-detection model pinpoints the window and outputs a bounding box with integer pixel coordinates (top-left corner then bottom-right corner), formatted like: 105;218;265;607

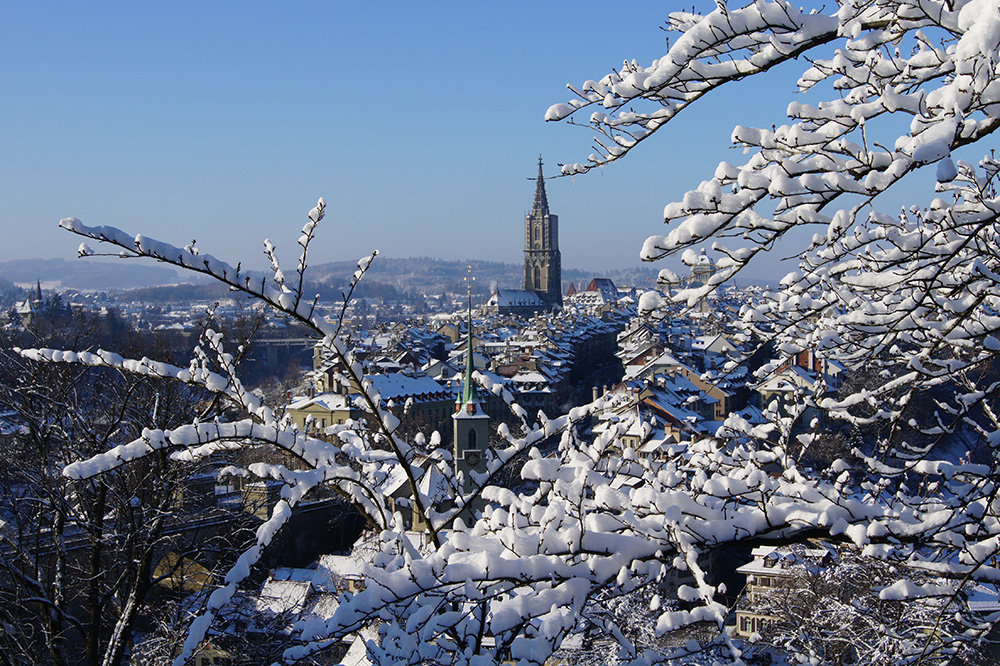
468;429;477;448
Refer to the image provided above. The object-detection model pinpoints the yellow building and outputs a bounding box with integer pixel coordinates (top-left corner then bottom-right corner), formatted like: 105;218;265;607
285;392;361;432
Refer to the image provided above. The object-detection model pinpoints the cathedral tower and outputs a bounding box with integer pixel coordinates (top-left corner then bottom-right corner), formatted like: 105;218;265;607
523;157;562;308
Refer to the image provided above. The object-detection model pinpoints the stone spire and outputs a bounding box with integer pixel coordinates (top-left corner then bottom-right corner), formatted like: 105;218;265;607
523;156;562;309
531;155;549;215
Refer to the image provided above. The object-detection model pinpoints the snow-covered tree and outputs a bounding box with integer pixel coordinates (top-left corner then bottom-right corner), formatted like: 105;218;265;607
18;2;1000;664
0;310;255;666
545;0;1000;662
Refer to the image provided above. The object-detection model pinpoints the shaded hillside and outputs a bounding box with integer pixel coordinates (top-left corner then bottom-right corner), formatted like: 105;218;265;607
0;277;24;309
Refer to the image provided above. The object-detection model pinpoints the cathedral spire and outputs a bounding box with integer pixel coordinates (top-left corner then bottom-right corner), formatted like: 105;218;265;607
531;155;548;215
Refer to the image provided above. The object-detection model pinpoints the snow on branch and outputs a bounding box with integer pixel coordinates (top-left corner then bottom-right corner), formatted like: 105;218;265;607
543;1;1000;662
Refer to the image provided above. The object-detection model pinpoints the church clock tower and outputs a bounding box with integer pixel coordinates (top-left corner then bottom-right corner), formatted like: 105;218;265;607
453;270;490;506
523;157;562;308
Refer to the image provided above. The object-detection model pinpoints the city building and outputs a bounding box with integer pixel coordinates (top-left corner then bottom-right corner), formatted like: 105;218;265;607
734;544;835;638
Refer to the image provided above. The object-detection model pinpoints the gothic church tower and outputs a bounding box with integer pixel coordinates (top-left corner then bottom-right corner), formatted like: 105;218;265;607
523;157;562;308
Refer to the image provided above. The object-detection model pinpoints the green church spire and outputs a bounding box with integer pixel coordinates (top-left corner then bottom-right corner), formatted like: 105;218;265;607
459;267;479;411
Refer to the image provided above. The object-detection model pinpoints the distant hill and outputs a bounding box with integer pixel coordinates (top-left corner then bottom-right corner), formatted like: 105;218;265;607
1;256;663;299
0;258;181;291
0;256;778;300
304;257;661;297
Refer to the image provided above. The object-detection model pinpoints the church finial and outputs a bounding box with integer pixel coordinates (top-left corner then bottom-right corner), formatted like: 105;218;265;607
531;155;549;215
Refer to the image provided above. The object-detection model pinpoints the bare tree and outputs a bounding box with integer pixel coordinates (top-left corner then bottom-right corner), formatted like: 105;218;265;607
0;309;253;666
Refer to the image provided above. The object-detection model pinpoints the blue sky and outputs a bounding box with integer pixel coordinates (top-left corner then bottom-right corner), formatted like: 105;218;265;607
1;1;870;281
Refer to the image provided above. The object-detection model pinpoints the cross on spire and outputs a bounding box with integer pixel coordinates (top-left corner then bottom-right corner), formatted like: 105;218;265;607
528;155;549;215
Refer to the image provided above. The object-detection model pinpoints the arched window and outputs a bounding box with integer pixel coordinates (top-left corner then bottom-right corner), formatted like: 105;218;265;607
533;265;541;289
468;429;477;449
